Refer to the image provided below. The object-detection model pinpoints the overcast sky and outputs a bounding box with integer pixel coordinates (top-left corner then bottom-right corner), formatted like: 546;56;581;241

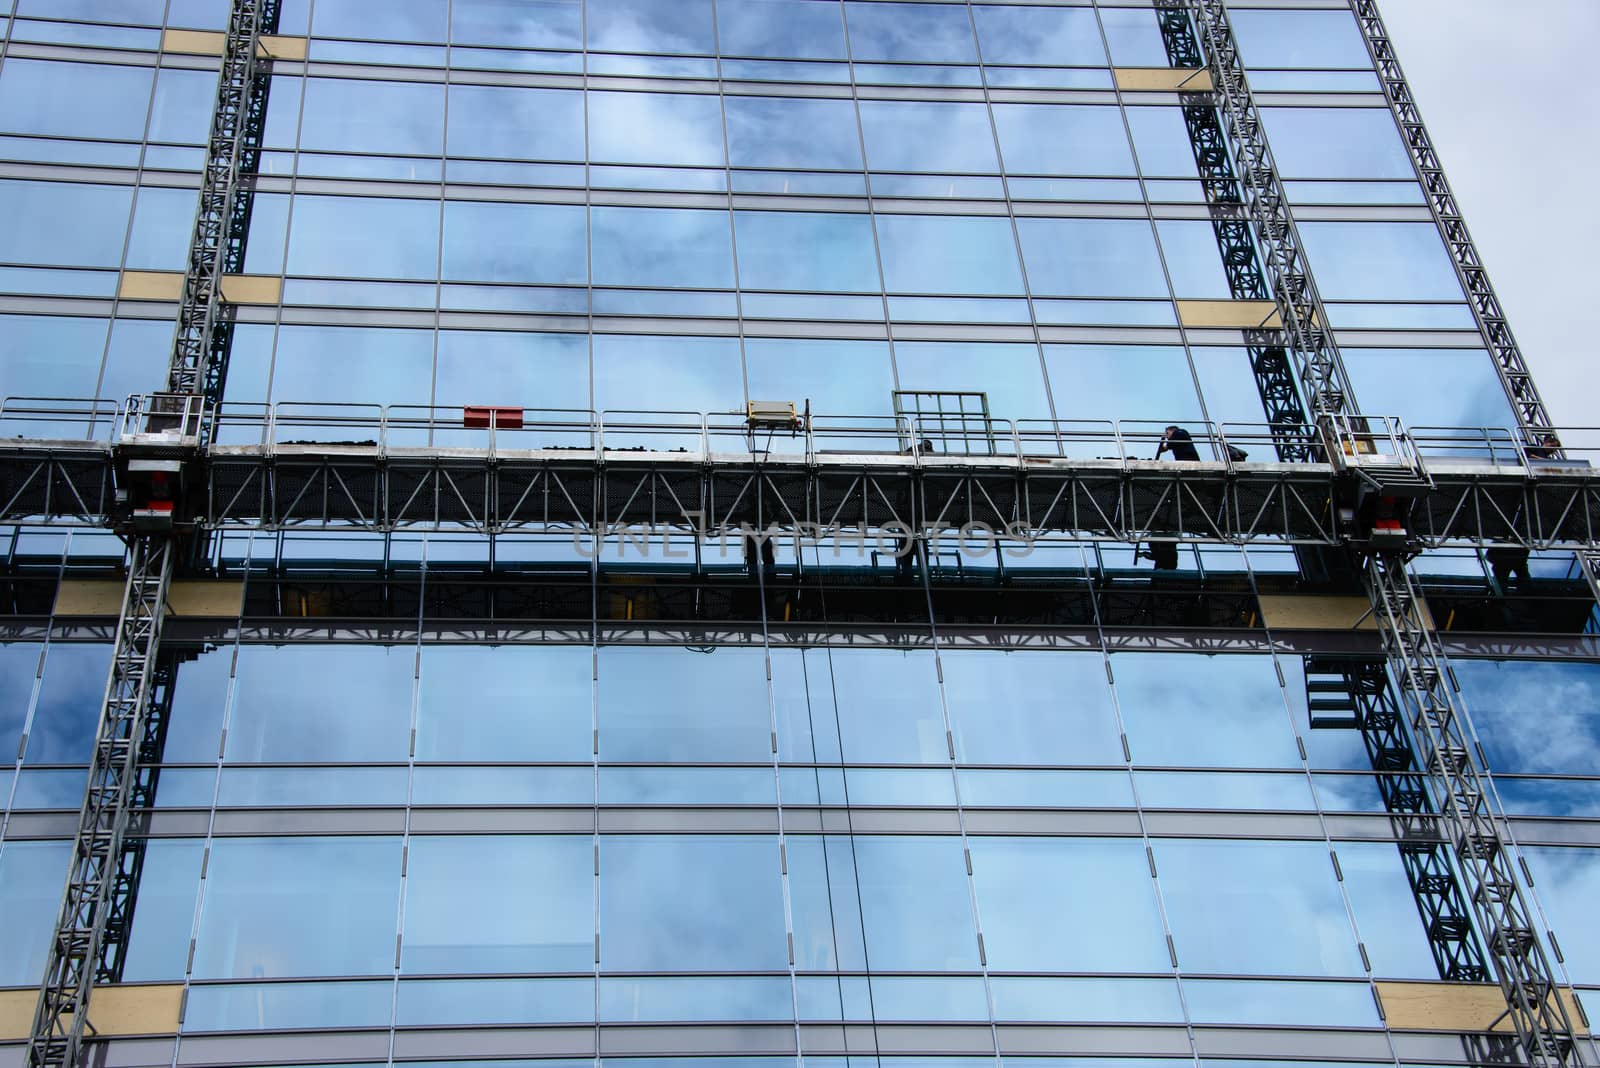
1377;0;1599;430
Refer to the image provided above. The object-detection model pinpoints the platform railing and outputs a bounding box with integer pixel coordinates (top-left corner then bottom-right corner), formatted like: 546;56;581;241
0;397;122;442
18;398;1600;487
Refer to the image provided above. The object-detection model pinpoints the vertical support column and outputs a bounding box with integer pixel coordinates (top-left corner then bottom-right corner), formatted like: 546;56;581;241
1151;0;1315;460
1365;553;1579;1067
1182;0;1355;419
26;536;176;1068
167;0;273;435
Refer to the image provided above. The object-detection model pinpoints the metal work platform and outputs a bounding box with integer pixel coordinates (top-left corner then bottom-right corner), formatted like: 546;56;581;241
3;400;1598;551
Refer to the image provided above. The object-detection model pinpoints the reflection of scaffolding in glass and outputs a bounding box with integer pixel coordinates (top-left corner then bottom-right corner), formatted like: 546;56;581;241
892;390;995;457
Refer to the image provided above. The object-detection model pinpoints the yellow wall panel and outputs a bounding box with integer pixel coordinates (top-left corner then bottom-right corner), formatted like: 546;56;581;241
220;274;282;305
162;29;306;59
0;989;34;1041
53;580;126;617
86;984;185;1036
168;580;246;618
259;34;308;60
1377;981;1589;1034
118;271;183;301
1114;67;1214;92
1177;299;1284;330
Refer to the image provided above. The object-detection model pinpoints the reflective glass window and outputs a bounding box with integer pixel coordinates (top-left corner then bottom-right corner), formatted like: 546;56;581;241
973;6;1107;66
600;835;788;970
718;0;846;59
1299;222;1464;301
0;643;40;758
18;0;164;21
404;836;593;973
1262;108;1412;179
225;645;413;763
744;339;893;418
854;835;979;970
122;840;205;981
847;2;976;62
187;979;393;1031
1521;847;1600;984
1231;9;1372;69
268;325;435;407
1099;8;1169;66
1344;349;1517;429
25;643;112;764
1156;220;1232;299
829;649;945;764
0;60;152;141
993;977;1183;1023
446;85;585;161
0;180;132;268
312;0;446;42
859;101;998;173
1335;841;1453;979
1113;653;1301;769
398;977;594;1026
193;836;402;978
593;335;743;415
452;0;581;49
944;650;1121;765
442;201;586;285
788;835;867;969
433;331;589;412
589;0;714;54
0;840;70;985
876;215;1022;295
286;194;439;280
149;67;214;145
1455;660;1600;777
299;78;444;157
725;96;864;170
1046;345;1203;423
1156;839;1364;976
0;315;109;400
599;646;770;762
591;207;734;289
992;104;1133;176
734;211;879;293
126;186;197;271
1124;106;1201;178
589;91;726;167
1019;218;1168;297
971;837;1167;970
416;644;589;761
894;341;1052;423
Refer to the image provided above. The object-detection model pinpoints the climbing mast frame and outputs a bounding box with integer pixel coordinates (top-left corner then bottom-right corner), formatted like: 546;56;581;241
24;1;277;1064
1184;2;1585;1063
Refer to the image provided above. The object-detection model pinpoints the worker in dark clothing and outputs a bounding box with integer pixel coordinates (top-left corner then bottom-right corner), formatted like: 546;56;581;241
1486;546;1530;589
1156;425;1201;461
1526;433;1562;461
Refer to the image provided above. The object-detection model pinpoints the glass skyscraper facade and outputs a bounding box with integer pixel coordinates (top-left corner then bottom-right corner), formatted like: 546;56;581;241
0;2;1597;1067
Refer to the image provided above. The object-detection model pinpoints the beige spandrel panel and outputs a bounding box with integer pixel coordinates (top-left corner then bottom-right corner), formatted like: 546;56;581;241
1376;980;1590;1034
161;28;307;60
54;579;246;618
1176;299;1284;330
85;984;186;1036
53;579;126;616
219;274;283;305
167;580;246;618
1113;67;1215;92
0;989;34;1041
1257;593;1438;632
119;270;184;301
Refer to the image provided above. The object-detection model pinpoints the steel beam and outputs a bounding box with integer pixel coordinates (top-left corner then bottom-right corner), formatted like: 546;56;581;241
25;538;175;1068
